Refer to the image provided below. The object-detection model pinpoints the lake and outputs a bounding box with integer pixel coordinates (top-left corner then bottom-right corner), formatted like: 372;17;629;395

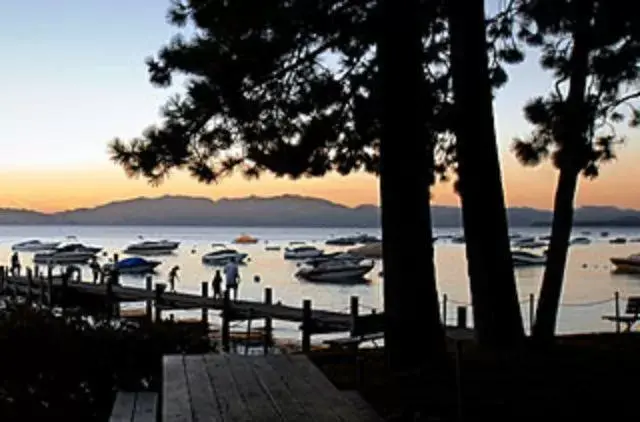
1;224;640;342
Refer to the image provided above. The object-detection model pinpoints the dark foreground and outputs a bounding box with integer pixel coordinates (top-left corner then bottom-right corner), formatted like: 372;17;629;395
310;333;640;421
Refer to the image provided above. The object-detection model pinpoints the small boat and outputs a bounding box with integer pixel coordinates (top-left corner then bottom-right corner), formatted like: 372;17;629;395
284;245;323;260
512;250;546;267
296;259;375;282
303;252;363;266
348;242;383;259
233;234;258;244
451;236;465;244
106;257;161;274
11;239;60;252
265;245;281;251
609;237;627;244
202;248;248;265
610;254;640;273
512;238;548;249
325;237;358;246
124;240;180;255
34;243;101;265
570;237;591;245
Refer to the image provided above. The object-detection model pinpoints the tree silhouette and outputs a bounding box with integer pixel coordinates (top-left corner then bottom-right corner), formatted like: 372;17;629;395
511;0;640;340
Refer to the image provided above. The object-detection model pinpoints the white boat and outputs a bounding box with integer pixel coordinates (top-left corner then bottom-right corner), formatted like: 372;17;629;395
283;245;323;260
34;243;101;265
11;240;60;252
610;254;640;273
512;250;546;267
296;259;375;282
202;248;248;265
124;239;180;255
512;238;547;249
303;252;363;266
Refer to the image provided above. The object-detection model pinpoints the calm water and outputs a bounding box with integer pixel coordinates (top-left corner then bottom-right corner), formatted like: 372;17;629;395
2;225;640;341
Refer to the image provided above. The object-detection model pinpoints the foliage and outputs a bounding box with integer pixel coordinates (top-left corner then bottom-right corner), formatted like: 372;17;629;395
108;0;524;186
0;304;211;421
512;0;640;177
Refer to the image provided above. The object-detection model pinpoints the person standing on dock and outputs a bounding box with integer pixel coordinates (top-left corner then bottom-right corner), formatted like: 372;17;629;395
212;269;223;300
10;252;21;276
224;258;240;300
168;265;180;292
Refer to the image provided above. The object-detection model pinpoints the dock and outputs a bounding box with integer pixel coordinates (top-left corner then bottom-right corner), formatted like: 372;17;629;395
163;353;384;421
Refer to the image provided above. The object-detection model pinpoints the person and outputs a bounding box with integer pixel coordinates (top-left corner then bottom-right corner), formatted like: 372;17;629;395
212;269;223;300
168;265;180;292
223;258;240;300
10;252;21;276
89;256;101;284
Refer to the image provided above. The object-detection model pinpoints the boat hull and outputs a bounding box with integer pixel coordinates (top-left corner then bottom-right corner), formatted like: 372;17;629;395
202;253;248;265
284;250;323;259
296;263;374;282
34;252;96;265
124;247;176;255
12;242;60;252
610;258;640;274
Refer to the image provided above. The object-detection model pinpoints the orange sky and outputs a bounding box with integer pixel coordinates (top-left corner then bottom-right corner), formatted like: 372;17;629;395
2;149;639;213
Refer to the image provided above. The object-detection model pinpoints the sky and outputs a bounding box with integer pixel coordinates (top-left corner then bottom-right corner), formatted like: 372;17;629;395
0;1;638;213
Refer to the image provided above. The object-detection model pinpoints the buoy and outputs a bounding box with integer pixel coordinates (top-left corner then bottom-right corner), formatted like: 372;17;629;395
254;275;261;283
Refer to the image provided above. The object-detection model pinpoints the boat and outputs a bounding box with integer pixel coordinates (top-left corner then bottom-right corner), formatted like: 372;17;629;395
296;259;375;282
283;245;324;260
105;257;161;274
303;252;363;266
512;239;548;249
570;237;591;245
265;245;281;251
325;237;358;246
512;250;546;267
610;254;640;273
34;243;101;265
202;248;248;265
11;240;60;252
348;242;382;259
124;240;180;255
233;234;258;244
609;237;627;244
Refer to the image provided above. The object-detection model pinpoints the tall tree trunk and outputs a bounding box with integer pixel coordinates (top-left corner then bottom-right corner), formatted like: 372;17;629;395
448;0;524;348
377;0;446;371
532;0;593;341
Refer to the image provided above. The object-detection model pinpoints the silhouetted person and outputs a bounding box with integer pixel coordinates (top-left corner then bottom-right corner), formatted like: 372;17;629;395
224;258;240;300
89;256;101;284
168;265;180;292
65;265;81;283
212;269;222;300
10;252;21;276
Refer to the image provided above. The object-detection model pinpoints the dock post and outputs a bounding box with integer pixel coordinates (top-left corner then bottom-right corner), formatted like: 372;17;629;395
350;296;359;336
201;281;209;325
105;277;114;321
529;293;535;333
456;306;467;329
615;291;620;334
154;284;164;323
222;289;231;352
442;293;448;326
302;299;312;353
38;273;45;306
61;271;69;317
0;265;4;296
34;265;39;278
47;266;53;306
26;268;33;305
263;287;273;355
245;308;253;356
145;276;153;323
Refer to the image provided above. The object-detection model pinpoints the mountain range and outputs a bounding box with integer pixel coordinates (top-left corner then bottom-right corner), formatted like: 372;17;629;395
0;195;639;227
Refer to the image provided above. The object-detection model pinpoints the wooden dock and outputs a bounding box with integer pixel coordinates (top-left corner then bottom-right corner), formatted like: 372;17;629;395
163;353;384;421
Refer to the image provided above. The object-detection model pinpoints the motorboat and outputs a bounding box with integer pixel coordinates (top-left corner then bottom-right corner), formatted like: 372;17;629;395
105;257;161;274
512;250;546;267
512;239;548;249
11;239;60;252
233;234;258;244
303;252;364;267
570;237;591;245
34;243;101;265
265;245;281;251
611;254;640;273
202;248;248;265
609;237;627;244
124;239;180;255
325;237;358;246
296;259;375;282
284;245;324;260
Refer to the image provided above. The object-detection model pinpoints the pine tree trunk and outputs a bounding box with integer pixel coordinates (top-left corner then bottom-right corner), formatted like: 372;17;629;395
531;0;593;342
377;0;446;372
448;0;524;348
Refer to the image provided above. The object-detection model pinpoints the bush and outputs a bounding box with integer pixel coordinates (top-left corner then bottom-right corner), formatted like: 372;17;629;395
0;304;213;421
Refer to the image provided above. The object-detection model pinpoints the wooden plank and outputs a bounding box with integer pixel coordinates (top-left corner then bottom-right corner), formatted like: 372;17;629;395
203;354;252;422
163;355;194;422
109;391;136;422
285;354;381;422
224;355;281;421
265;355;342;422
248;357;313;422
184;355;221;422
133;392;158;422
340;391;384;422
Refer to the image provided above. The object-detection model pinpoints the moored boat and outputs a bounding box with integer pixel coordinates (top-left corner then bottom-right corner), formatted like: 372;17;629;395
34;243;101;265
202;248;248;265
106;257;161;274
233;234;258;244
512;250;546;267
11;239;60;252
610;254;640;273
124;240;180;255
284;245;323;259
295;259;374;282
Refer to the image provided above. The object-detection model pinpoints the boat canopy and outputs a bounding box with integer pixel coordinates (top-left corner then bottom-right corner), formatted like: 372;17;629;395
118;257;148;267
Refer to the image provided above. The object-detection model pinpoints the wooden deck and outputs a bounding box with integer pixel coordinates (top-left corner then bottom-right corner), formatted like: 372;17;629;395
163;354;383;421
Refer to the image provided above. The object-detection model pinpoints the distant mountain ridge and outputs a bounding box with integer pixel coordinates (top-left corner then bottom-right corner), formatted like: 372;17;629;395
0;195;638;227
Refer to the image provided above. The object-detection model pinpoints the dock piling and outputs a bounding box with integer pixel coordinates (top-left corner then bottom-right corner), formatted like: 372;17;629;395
302;299;312;353
456;306;467;329
145;275;153;322
201;281;209;325
263;287;273;354
222;289;231;352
